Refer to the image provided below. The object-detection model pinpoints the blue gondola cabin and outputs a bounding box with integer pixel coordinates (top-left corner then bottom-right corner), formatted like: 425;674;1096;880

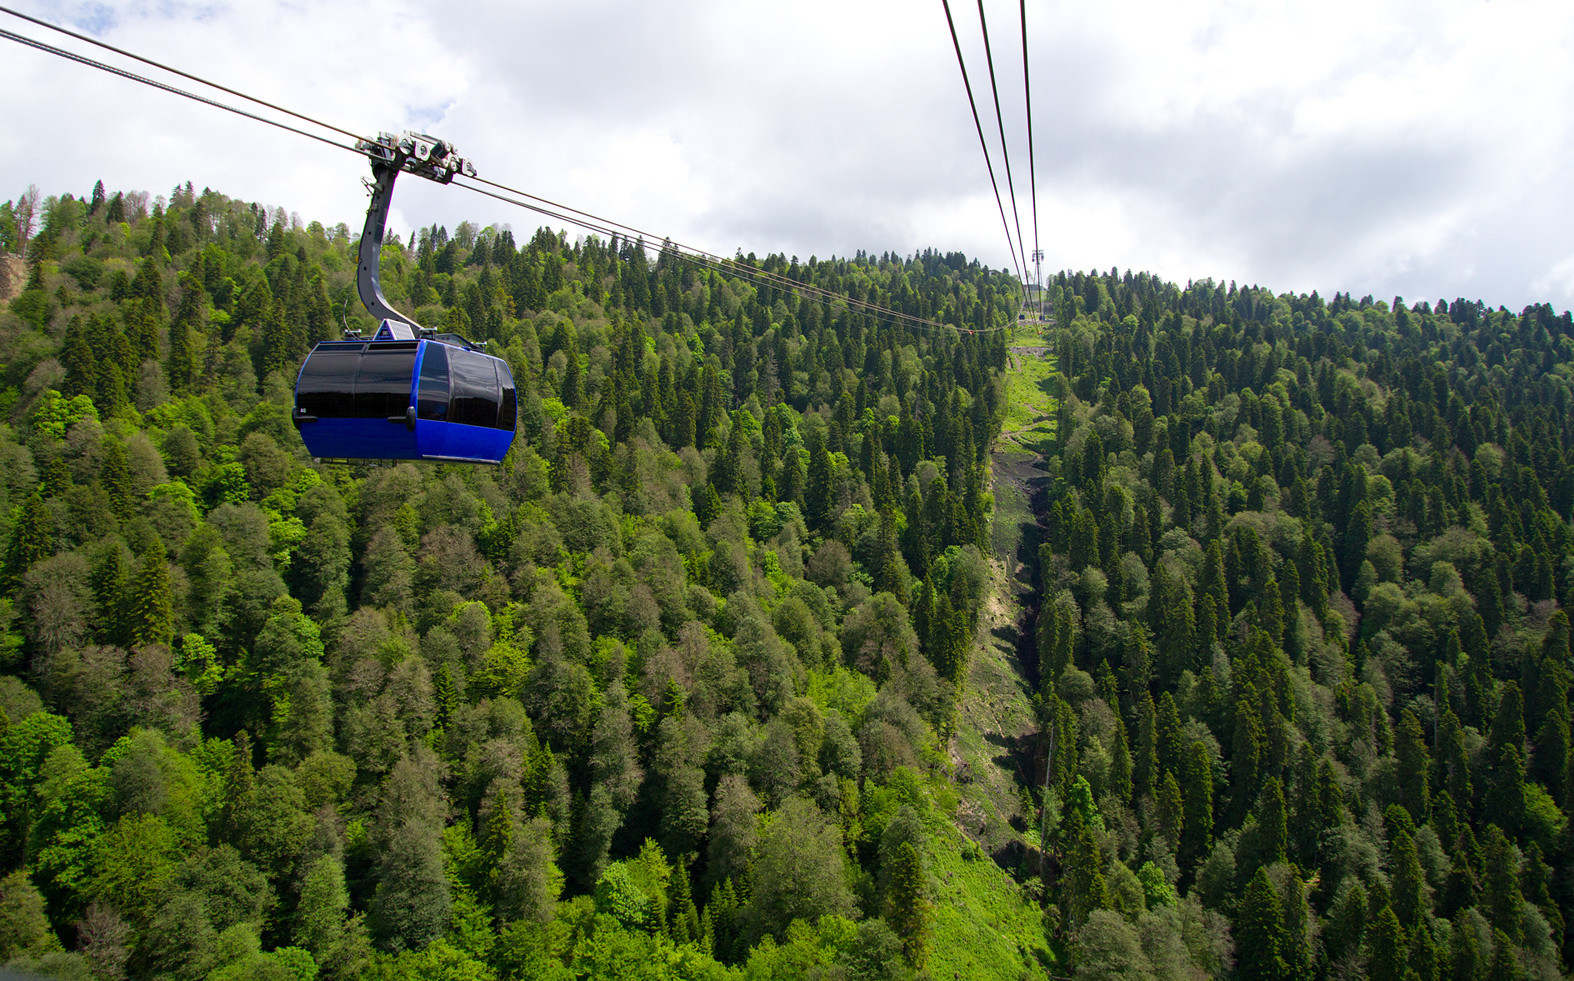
293;324;516;464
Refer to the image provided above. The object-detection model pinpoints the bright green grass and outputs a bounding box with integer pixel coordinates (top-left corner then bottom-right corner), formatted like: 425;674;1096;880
989;459;1033;562
1000;350;1058;455
925;818;1056;980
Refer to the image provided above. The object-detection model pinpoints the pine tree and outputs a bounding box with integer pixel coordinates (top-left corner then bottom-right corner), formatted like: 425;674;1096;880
1060;810;1108;928
1481;825;1524;943
1180;740;1213;871
4;492;55;587
1325;881;1367;964
668;862;699;944
60;315;98;399
1156;771;1184;846
1149;561;1195;686
166;272;203;391
1486;929;1519;981
101;440;133;519
1365;904;1407;981
1390;826;1428;928
1448;911;1483;981
1395;708;1431;824
805;428;833;533
1236;866;1288;981
885;841;930;967
125;547;174;649
1281;870;1314;981
1108;716;1133;803
1257;776;1288;865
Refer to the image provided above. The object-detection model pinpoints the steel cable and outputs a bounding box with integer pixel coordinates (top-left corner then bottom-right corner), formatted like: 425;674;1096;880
940;0;1026;289
975;0;1029;287
0;12;1014;336
0;3;365;143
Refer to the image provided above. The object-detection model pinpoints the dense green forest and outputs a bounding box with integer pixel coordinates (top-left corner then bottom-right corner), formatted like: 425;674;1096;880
0;180;1028;981
1;177;1572;981
1032;273;1574;980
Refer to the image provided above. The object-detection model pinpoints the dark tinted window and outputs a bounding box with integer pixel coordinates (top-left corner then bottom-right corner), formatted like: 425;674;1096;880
354;343;418;419
497;361;517;432
296;344;359;418
417;342;450;421
449;350;500;428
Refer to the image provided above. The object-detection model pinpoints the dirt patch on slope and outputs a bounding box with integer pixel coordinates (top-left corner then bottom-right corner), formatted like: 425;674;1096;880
0;254;24;305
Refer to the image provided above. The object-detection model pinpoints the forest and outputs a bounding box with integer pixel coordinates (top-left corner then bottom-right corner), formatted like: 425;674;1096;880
0;177;1570;981
0;180;1024;981
1032;272;1574;980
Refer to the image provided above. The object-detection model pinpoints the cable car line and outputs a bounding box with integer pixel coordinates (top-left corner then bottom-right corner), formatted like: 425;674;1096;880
973;0;1029;288
457;175;1015;336
0;10;1015;336
0;25;362;157
939;0;1025;290
0;3;360;144
1019;0;1044;324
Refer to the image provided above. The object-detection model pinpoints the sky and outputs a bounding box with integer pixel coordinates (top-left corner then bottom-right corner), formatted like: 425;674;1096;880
3;0;1573;313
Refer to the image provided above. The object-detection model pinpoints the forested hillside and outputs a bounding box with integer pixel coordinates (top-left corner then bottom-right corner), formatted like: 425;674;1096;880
1033;273;1574;979
0;181;1027;980
2;179;1574;981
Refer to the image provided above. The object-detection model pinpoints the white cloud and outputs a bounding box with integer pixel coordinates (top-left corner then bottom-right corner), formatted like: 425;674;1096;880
2;0;1572;311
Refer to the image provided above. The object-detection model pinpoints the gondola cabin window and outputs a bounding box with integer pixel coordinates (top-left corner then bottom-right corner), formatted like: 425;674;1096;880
417;343;450;421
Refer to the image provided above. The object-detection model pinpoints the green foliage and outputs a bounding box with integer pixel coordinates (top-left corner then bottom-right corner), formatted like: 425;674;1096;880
8;184;1574;978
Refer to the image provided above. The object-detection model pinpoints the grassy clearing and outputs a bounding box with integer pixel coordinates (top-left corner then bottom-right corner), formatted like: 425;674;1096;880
926;817;1055;981
999;329;1059;455
915;323;1066;979
937;553;1054;979
989;460;1033;566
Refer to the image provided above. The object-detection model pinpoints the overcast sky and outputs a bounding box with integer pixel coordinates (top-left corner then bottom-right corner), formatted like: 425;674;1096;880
3;0;1572;313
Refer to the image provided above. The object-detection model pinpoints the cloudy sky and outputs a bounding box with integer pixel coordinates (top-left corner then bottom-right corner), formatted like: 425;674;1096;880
3;0;1572;312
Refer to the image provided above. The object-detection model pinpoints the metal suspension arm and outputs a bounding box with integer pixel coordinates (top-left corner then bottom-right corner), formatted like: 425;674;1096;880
357;159;408;329
352;131;477;335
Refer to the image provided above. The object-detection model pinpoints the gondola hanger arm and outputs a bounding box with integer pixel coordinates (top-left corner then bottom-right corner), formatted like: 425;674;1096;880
352;131;477;339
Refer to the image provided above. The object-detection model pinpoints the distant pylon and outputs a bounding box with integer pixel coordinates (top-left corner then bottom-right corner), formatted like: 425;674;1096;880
1031;248;1044;323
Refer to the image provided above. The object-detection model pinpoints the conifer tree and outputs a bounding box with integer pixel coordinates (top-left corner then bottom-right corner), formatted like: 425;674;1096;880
1060;810;1108;929
1481;825;1524;943
1180;740;1213;870
1395;708;1431;824
885;841;930;967
1156;771;1183;846
805;428;832;533
1257;776;1288;865
1281;870;1314;981
1390;826;1428;928
1365;904;1407;981
125;546;174;649
4;492;54;587
1236;866;1287;981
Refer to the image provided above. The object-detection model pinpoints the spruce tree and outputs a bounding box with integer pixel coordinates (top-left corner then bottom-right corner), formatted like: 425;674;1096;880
1257;776;1288;865
1236;866;1288;981
885;841;930;967
4;492;54;587
1180;740;1213;871
125;547;174;649
1366;904;1407;981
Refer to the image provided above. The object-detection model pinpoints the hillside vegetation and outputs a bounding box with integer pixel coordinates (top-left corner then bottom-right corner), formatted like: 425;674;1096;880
1032;272;1574;980
0;181;1023;980
3;180;1574;981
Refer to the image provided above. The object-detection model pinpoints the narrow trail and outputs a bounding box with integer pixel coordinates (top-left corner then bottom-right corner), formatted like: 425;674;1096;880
952;336;1058;876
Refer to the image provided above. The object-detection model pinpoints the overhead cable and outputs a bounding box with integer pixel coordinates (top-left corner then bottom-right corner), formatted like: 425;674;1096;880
0;3;363;143
0;26;361;156
939;0;1025;288
0;11;1013;335
1020;0;1043;322
974;0;1028;286
456;176;1013;334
